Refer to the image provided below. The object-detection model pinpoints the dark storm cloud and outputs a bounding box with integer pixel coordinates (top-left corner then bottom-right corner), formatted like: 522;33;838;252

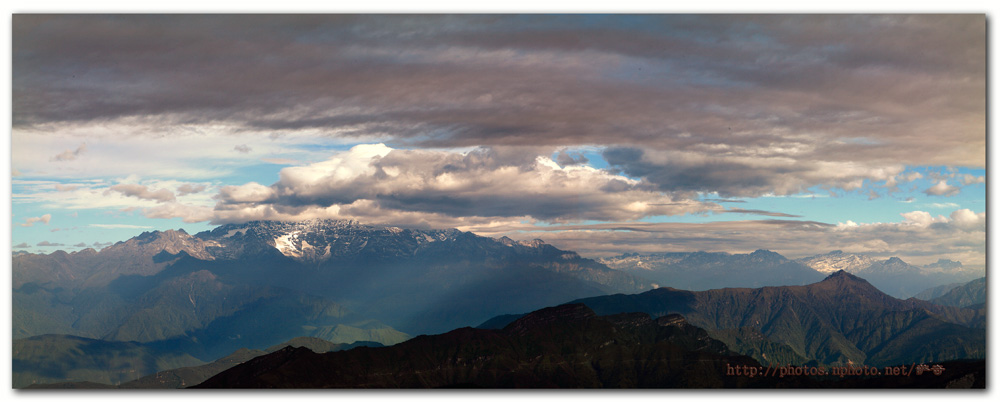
13;15;983;165
603;146;902;197
555;150;589;166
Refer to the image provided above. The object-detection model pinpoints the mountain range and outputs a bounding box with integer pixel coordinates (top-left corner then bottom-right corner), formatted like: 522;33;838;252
562;271;985;367
796;251;980;298
12;219;987;388
599;249;981;299
598;250;826;290
13;219;655;385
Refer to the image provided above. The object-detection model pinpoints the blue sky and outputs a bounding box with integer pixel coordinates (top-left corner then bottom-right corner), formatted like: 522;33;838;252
9;14;987;269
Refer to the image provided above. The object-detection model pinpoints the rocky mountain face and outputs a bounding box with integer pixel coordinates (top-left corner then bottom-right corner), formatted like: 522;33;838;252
568;271;985;368
598;249;825;291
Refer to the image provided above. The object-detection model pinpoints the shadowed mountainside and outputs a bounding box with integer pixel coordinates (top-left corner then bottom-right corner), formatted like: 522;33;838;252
566;271;984;367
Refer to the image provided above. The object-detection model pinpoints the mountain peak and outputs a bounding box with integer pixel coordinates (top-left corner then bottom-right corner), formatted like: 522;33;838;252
518;239;546;248
811;270;884;295
823;270;859;280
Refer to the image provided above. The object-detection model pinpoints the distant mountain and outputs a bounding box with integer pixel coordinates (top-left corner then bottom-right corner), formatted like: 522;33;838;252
15;220;652;340
13;218;655;388
914;282;966;300
196;304;772;388
796;250;876;274
14;263;406;360
796;252;982;298
927;278;986;308
567;271;985;367
12;334;204;388
22;336;383;389
598;250;825;291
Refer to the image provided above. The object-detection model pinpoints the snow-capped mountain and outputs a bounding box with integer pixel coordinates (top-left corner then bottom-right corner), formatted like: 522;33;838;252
796;251;981;298
795;250;876;274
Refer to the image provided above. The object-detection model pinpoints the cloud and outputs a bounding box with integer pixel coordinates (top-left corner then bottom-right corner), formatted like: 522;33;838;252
923;180;960;197
201;144;716;225
51;143;86;161
949;208;986;231
20;214;52;227
12;15;985;175
73;242;87;247
554;150;589;166
54;183;79;192
234;144;252;154
12;169;23;177
36;241;65;247
90;224;154;229
13;242;30;248
723;208;802;218
107;183;177;203
959;174;985;185
470;208;985;267
603;147;903;198
177;183;207;196
92;241;113;248
927;202;960;209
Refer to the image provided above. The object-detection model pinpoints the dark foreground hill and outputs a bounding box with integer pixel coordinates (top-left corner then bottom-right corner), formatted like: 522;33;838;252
195;304;985;389
563;271;984;367
196;304;772;388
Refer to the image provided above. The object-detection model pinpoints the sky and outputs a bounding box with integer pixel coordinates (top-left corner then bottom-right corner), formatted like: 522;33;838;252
8;14;987;268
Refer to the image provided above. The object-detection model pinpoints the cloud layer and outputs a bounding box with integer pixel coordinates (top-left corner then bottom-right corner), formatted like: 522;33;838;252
14;15;985;170
207;144;716;224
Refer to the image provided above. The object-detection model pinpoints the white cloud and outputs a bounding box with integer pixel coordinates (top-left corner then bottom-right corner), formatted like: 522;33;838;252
203;144;717;225
900;210;949;228
923;180;960;196
949;208;986;231
20;214;52;227
959;174;985;185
